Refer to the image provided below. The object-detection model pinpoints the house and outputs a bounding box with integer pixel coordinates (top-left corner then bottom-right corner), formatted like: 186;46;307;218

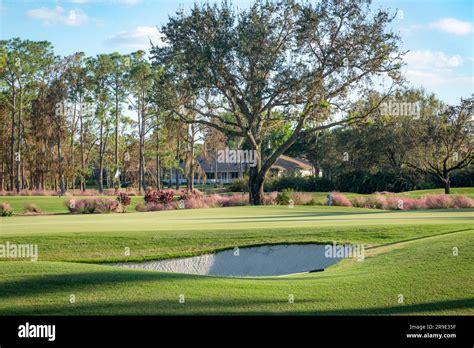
173;154;314;184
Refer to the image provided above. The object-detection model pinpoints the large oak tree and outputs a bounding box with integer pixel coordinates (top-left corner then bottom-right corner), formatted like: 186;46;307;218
153;0;403;204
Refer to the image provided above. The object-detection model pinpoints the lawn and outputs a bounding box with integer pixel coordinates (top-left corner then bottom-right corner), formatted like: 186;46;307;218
0;204;473;315
1;187;473;214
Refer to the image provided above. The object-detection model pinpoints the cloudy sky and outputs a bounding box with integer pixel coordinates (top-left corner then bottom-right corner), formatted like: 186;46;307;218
0;0;472;104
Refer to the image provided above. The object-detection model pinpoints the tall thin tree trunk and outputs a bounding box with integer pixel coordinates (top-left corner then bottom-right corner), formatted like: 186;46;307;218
156;127;161;189
98;119;104;194
114;92;119;193
79;102;85;191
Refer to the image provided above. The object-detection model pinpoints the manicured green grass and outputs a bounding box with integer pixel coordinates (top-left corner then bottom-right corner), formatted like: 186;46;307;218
397;187;474;198
0;205;473;315
0;195;143;214
1;187;473;214
0;228;472;315
1;206;473;262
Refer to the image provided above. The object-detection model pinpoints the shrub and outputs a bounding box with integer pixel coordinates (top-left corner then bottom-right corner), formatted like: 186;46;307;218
135;203;148;212
117;192;131;211
0;202;14;216
350;196;366;208
291;192;313;205
228;177;248;192
184;198;210;209
276;189;293;205
144;189;175;204
330;192;353;207
424;194;454;209
178;189;203;201
221;194;248;207
263;192;278;205
95;198;121;213
451;195;474;208
402;197;427;210
24;203;42;214
65;198;121;214
364;195;386;209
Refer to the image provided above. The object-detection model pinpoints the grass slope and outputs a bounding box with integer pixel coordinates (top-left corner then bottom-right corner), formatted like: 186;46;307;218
0;230;472;315
0;205;472;315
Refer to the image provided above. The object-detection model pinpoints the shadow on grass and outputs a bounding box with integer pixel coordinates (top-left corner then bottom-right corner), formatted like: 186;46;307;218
0;269;210;300
1;297;472;316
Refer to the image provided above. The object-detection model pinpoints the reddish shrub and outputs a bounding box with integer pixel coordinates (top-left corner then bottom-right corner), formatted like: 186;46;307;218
0;202;13;216
117;192;131;207
184;198;210;209
330;192;353;207
178;189;203;201
144;189;175;204
135;203;149;212
424;194;454;209
95;198;121;213
451;195;474;208
263;192;278;205
291;192;313;205
65;198;121;214
221;194;248;207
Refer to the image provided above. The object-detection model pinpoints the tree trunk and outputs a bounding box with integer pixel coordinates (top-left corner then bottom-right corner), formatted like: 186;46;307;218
98;119;104;194
444;179;451;194
16;89;22;192
114;92;119;193
57;135;65;195
248;144;265;205
156;129;161;190
175;138;180;190
79;99;85;191
249;171;264;205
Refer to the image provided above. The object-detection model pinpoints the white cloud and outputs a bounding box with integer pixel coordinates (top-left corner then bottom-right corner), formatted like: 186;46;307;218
404;50;464;70
429;18;473;36
27;6;89;26
105;26;165;50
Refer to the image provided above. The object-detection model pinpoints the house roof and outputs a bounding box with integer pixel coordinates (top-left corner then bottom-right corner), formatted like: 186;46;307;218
273;155;313;172
190;154;312;173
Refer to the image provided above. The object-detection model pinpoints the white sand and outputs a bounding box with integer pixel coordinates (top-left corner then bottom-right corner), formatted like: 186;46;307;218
109;244;344;277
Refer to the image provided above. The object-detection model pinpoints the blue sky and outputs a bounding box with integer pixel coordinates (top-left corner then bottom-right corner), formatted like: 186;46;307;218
0;0;472;104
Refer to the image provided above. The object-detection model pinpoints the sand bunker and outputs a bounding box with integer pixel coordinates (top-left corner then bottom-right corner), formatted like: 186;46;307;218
108;244;344;277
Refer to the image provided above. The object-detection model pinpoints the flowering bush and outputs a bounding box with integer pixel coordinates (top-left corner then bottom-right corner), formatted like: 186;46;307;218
177;188;203;201
184;198;210;209
330;192;353;207
95;198;121;213
65;198;121;214
0;202;13;216
451;195;474;208
116;192;131;212
221;194;248;207
144;189;175;205
424;194;454;209
263;192;278;205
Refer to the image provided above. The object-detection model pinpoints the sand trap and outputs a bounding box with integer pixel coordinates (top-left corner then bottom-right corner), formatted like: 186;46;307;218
108;244;344;277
